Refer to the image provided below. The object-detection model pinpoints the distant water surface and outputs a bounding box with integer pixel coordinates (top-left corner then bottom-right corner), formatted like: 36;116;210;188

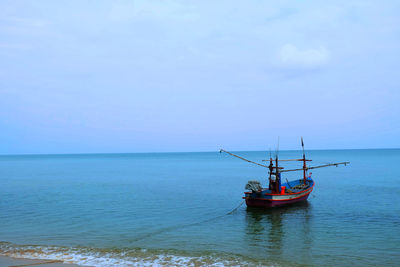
0;149;399;266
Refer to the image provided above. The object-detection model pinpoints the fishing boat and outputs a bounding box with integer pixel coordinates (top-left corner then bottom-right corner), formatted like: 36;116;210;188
220;138;349;208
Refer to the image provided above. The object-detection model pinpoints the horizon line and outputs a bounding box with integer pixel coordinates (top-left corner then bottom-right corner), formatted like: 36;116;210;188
0;147;399;157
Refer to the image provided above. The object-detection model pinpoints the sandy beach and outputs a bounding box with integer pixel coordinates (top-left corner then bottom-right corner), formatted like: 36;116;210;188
0;256;83;267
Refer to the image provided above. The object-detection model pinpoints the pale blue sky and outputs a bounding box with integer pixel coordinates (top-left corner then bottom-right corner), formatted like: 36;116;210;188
1;0;399;154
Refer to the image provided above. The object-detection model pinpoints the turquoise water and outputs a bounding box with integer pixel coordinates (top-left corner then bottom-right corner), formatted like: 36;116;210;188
0;149;399;266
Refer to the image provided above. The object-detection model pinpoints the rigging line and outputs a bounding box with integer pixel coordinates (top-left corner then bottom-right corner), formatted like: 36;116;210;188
309;160;332;165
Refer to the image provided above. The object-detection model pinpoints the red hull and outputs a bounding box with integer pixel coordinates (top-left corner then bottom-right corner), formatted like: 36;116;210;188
245;191;311;208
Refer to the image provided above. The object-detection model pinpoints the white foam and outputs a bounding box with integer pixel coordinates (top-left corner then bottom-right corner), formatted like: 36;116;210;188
0;242;270;267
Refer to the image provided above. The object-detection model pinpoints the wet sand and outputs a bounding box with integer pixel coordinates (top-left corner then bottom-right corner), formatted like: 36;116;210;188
0;256;84;267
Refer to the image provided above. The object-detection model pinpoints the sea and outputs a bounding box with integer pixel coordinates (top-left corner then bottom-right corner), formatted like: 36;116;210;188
0;149;399;266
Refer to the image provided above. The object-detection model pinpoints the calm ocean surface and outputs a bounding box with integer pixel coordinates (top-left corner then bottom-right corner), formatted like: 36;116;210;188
0;149;399;266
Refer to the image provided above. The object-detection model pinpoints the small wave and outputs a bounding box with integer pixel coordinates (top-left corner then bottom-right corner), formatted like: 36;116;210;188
0;242;270;267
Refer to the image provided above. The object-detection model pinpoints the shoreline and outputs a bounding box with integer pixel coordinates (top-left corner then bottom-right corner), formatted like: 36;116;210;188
0;255;84;267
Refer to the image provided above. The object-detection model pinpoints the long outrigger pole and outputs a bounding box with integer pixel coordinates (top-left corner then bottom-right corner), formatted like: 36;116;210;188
220;144;350;176
219;149;269;168
280;162;350;173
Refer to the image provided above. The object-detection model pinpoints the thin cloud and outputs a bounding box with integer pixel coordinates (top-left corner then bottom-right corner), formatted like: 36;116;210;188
278;44;330;68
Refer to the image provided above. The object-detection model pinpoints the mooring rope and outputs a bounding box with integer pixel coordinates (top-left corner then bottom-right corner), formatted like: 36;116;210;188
226;200;245;215
131;201;246;242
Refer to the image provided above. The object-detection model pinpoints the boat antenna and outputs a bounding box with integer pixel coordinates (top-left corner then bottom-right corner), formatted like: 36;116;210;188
275;136;280;158
275;153;281;193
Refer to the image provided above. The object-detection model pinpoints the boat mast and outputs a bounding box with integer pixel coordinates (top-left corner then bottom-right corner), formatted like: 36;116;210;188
301;137;307;184
268;157;273;190
275;155;280;193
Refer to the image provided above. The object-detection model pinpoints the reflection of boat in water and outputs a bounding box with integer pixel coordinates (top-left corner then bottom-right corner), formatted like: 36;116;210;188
245;201;310;239
221;138;349;208
245;202;312;262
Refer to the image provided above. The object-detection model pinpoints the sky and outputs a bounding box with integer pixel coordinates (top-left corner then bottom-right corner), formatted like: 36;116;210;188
0;0;399;154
